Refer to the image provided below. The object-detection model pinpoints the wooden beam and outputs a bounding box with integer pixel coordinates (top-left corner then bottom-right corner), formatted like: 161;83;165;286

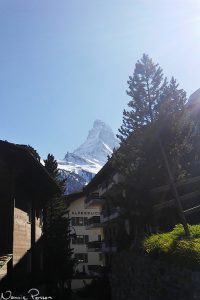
154;190;200;211
184;204;200;216
151;176;200;194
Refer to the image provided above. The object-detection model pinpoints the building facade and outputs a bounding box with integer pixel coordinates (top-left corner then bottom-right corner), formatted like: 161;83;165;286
66;192;104;279
83;162;127;265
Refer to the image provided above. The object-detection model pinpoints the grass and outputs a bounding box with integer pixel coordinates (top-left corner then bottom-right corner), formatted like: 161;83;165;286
143;224;200;270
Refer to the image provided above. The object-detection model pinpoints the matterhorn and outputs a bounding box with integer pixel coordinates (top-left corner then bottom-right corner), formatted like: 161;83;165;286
58;120;119;194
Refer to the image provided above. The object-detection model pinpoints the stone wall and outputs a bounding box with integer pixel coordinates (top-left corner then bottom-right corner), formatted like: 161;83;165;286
110;251;200;300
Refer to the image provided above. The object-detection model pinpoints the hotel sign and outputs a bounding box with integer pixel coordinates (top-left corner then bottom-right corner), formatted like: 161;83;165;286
71;211;99;215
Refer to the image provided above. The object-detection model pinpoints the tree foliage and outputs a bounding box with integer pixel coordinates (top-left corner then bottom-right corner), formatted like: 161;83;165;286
44;153;73;297
116;54;193;185
44;153;67;192
118;53;166;140
44;153;59;178
113;54;195;238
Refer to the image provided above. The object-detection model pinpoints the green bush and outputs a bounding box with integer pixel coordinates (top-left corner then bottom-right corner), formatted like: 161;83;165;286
143;224;200;270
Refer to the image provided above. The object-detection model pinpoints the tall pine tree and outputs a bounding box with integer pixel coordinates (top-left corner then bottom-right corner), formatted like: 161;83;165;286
115;54;193;184
118;53;167;141
44;153;73;298
113;54;194;240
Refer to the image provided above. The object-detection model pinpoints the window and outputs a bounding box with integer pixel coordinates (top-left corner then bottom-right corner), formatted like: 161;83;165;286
72;235;84;244
72;235;89;245
84;217;88;225
71;217;76;226
78;217;84;225
71;217;88;226
84;235;89;243
74;253;88;263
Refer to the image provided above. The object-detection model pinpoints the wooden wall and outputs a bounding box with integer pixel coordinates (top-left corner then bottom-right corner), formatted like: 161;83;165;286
13;207;31;267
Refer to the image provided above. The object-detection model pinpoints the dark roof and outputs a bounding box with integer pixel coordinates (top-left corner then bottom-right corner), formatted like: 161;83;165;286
0;140;61;198
65;190;86;205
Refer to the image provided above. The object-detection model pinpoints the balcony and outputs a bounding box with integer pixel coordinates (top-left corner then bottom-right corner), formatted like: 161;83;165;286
100;207;121;224
102;242;117;253
99;173;124;197
86;216;102;230
87;241;102;252
87;265;102;276
99;181;114;197
85;193;104;209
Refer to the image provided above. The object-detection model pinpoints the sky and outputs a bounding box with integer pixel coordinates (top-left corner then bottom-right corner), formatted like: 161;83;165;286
0;0;200;159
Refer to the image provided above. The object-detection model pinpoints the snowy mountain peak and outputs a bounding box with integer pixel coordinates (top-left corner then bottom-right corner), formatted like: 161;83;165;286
73;119;119;164
93;119;106;128
59;120;119;194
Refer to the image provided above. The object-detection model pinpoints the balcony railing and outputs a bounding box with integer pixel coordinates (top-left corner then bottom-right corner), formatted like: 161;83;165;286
102;242;117;253
85;193;104;208
99;181;114;196
86;216;102;229
87;265;102;276
100;207;121;223
87;241;102;251
99;173;124;196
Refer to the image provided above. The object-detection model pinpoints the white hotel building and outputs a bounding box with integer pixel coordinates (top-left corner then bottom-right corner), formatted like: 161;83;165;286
66;191;104;279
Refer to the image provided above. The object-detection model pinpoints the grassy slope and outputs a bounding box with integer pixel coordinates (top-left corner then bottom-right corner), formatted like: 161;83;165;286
143;224;200;270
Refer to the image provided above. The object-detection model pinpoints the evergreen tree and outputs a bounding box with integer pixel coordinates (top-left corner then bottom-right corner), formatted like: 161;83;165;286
113;54;194;240
44;153;59;179
115;54;193;184
44;153;73;298
44;199;73;298
115;54;169;190
118;53;167;141
44;153;66;192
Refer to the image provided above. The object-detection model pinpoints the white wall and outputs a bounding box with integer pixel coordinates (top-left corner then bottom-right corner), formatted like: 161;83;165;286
68;196;104;273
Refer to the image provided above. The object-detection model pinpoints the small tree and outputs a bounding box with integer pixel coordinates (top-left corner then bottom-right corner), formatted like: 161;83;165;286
44;153;67;192
44;153;59;178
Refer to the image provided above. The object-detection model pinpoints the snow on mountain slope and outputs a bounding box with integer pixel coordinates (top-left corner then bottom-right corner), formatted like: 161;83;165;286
73;119;118;164
57;119;119;194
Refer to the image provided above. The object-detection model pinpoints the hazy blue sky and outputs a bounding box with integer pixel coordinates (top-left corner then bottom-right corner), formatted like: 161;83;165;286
0;0;200;159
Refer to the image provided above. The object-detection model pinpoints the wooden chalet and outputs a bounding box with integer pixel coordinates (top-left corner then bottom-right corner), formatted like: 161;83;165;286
0;140;60;291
